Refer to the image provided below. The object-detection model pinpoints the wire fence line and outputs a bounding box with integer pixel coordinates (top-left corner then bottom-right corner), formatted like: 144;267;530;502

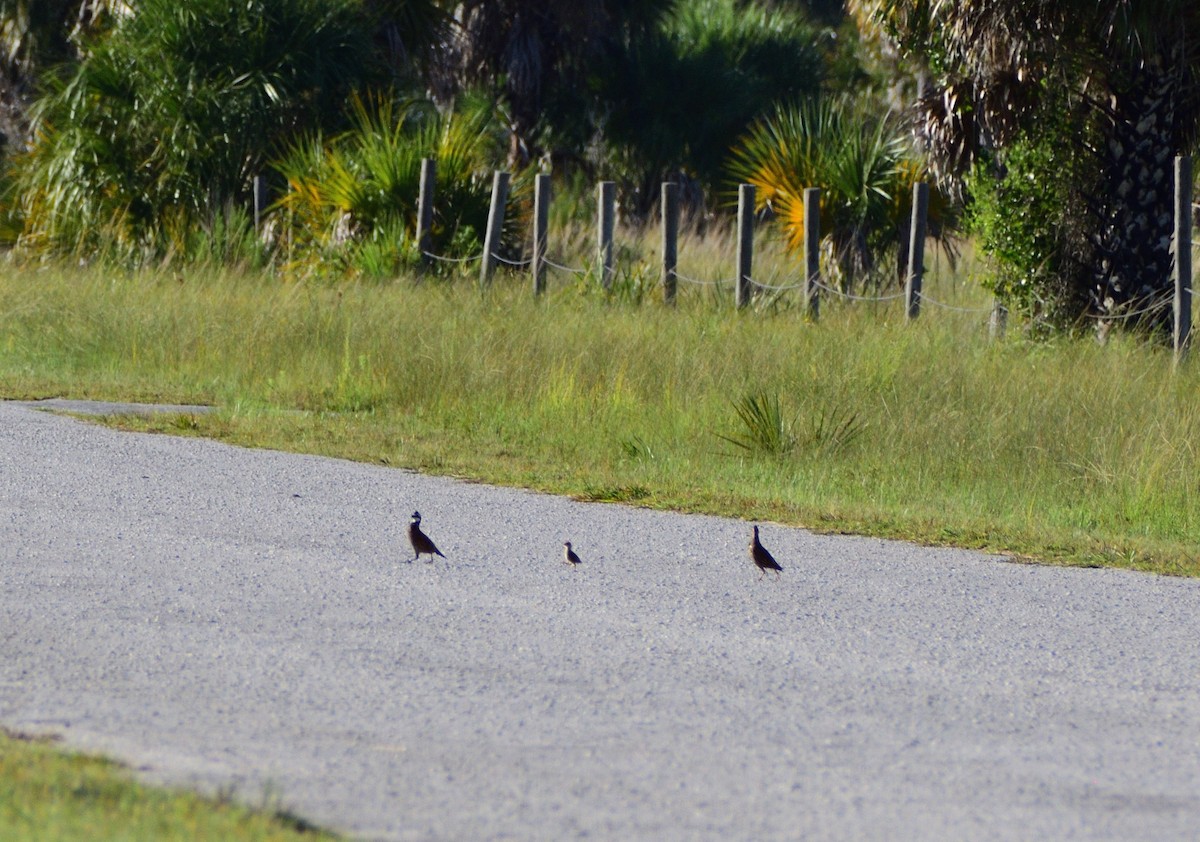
811;278;906;303
747;276;806;293
673;269;732;287
419;243;1164;321
422;250;482;264
492;252;532;268
543;256;588;276
917;292;995;314
408;160;1195;358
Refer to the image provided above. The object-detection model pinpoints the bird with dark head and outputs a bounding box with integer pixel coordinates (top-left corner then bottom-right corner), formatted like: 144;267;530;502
749;524;782;579
408;511;445;563
563;541;581;566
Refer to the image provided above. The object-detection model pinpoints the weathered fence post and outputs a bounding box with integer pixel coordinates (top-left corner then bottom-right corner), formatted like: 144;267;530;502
905;181;930;320
1174;155;1192;361
532;173;551;296
990;299;1008;341
598;180;616;289
253;174;269;233
479;170;510;287
736;183;754;309
661;181;678;305
804;187;820;321
416;157;436;265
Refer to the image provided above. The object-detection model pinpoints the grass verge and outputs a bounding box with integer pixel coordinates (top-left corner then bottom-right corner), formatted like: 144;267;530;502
1;253;1198;577
0;728;336;840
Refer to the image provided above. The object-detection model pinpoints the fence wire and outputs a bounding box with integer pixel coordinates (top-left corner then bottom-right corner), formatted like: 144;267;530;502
812;279;906;303
916;292;995;314
543;256;588;276
674;269;732;287
422;250;483;264
747;276;807;292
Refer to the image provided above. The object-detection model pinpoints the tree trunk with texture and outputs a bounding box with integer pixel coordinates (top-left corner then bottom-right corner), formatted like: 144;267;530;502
1089;58;1184;336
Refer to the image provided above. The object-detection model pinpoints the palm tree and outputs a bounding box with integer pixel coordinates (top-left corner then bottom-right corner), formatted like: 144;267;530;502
0;0;127;151
440;0;675;167
852;0;1200;333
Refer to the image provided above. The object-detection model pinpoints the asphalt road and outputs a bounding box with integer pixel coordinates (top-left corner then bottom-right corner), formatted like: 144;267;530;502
3;400;1200;840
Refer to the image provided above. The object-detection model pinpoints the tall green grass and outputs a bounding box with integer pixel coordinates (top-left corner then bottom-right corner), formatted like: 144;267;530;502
1;245;1197;575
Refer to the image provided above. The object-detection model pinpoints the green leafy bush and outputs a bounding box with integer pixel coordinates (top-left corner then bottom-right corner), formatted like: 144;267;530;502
964;124;1087;326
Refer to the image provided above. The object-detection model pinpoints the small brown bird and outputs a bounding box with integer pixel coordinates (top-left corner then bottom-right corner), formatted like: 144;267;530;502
563;541;582;566
408;511;445;563
749;524;782;579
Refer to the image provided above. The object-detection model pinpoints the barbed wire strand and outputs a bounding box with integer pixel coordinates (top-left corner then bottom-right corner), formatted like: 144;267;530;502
917;292;995;314
1084;296;1176;321
543;256;588;275
747;276;807;292
812;278;906;303
422;250;483;264
491;252;532;268
674;269;733;287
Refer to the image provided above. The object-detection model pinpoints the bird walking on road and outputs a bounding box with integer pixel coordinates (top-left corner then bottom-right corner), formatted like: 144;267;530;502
408;511;445;563
749;525;782;579
563;541;582;566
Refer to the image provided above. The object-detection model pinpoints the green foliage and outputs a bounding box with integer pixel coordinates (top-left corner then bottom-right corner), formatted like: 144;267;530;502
11;0;376;261
719;389;867;458
592;0;823;211
274;93;504;280
728;98;944;288
720;392;796;457
965;125;1085;325
0;729;339;841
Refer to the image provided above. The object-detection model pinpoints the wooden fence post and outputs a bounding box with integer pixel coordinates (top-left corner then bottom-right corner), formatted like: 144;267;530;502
905;181;930;320
253;174;269;233
804;187;820;321
1175;155;1192;361
598;180;616;289
990;299;1008;340
661;181;678;305
532;173;550;296
736;183;754;309
416;157;436;265
479;170;510;287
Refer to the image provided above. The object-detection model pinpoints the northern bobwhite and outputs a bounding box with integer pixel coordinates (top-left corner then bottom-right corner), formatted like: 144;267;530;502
563;541;582;566
749;524;782;579
408;511;445;563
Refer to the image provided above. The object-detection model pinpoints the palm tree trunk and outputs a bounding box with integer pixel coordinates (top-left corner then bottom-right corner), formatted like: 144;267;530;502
1089;57;1183;335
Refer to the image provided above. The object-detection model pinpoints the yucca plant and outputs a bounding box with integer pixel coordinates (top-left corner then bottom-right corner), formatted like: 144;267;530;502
274;92;505;278
727;98;952;292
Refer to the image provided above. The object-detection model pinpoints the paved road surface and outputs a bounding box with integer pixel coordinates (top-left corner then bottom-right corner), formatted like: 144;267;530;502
3;400;1200;840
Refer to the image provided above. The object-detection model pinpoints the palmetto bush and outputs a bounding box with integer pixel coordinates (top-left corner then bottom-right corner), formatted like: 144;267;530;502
727;99;953;291
10;0;374;261
274;93;505;279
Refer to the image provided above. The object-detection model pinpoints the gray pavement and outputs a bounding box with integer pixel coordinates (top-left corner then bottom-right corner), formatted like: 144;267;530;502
3;399;1200;840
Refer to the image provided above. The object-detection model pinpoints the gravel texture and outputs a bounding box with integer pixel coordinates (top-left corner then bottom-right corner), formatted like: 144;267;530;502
4;400;1200;840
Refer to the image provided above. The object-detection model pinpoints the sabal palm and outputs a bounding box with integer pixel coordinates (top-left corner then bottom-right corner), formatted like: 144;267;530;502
0;0;126;148
727;99;918;290
445;0;675;166
853;0;1200;331
275;93;502;268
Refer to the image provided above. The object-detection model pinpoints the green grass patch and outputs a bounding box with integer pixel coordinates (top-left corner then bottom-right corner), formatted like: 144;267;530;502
2;255;1199;576
0;729;336;840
